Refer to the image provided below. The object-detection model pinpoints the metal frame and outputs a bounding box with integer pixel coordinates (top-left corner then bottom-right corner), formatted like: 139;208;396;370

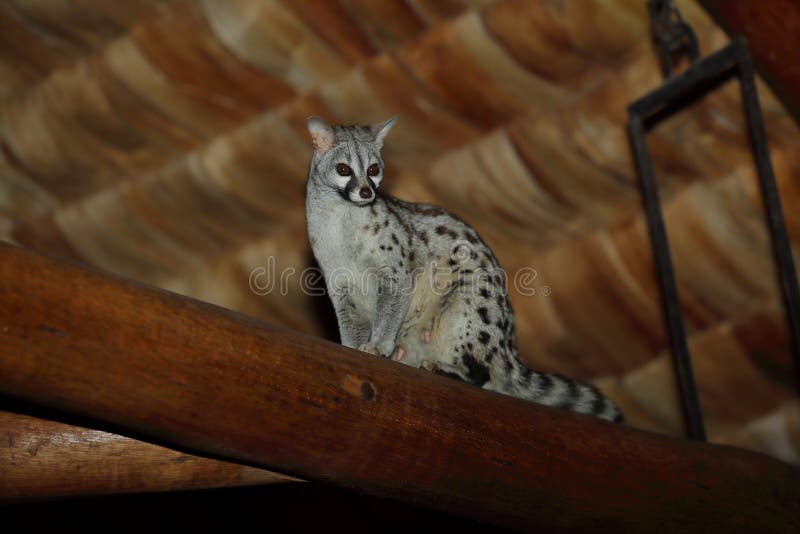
628;37;800;441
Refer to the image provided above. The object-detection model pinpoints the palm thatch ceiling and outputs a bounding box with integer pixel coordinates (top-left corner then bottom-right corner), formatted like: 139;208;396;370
1;0;799;463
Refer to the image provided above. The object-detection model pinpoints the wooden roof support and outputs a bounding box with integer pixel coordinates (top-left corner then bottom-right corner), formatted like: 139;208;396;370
700;0;800;123
0;410;294;501
0;242;797;532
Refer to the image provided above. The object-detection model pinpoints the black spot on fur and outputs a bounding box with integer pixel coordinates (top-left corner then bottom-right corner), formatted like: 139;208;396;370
486;346;498;364
420;232;429;245
391;234;399;245
408;251;415;262
557;381;581;410
538;373;554;392
479;288;490;298
478;331;490;344
477;307;490;324
464;231;479;245
463;353;490;387
467;342;474;351
405;202;446;217
592;393;607;416
435;225;458;239
382;195;416;240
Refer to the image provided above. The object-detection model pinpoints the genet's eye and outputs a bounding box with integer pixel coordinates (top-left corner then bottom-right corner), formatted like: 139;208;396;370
367;164;380;177
336;163;352;176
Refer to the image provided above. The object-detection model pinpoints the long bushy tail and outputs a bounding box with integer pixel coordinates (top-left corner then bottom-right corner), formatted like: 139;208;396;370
505;362;623;422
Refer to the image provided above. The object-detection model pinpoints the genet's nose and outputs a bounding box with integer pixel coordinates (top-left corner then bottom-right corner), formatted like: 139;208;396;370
359;186;373;199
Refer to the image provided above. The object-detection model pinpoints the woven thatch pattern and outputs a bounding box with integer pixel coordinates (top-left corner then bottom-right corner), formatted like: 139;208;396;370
1;0;798;463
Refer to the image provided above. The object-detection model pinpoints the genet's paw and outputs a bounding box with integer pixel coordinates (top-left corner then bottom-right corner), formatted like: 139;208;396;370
419;359;439;372
358;341;395;358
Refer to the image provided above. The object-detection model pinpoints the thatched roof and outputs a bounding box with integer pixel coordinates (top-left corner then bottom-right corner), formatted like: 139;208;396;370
1;0;798;462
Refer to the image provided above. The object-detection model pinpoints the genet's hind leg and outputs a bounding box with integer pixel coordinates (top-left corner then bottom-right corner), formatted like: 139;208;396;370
420;358;490;386
418;291;497;387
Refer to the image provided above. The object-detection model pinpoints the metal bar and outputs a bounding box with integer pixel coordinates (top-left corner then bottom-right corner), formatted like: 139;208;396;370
735;39;800;395
627;44;741;442
629;42;738;118
629;35;800;439
648;0;700;79
627;115;706;441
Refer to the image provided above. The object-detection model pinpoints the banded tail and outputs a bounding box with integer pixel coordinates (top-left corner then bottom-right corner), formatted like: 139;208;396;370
505;363;623;422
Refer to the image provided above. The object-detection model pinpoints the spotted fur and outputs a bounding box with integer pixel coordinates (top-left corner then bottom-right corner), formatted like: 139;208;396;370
305;117;622;422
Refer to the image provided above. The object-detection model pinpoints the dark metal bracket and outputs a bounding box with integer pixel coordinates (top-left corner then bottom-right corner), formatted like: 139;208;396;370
628;35;800;441
647;0;699;78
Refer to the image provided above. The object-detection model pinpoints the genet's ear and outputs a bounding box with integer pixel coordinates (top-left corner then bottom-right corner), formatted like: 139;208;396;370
307;116;335;153
370;116;396;149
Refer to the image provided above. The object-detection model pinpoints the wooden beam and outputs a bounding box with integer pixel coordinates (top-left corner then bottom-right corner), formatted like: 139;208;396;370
0;242;797;532
700;0;800;123
0;409;294;501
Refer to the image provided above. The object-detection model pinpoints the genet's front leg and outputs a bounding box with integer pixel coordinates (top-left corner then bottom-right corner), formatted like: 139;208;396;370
331;290;370;349
359;272;411;358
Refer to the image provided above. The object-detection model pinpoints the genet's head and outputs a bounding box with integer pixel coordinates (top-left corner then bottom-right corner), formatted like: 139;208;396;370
306;116;396;205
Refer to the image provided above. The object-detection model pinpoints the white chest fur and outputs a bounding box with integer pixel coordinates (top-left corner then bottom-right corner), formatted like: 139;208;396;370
306;188;381;311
